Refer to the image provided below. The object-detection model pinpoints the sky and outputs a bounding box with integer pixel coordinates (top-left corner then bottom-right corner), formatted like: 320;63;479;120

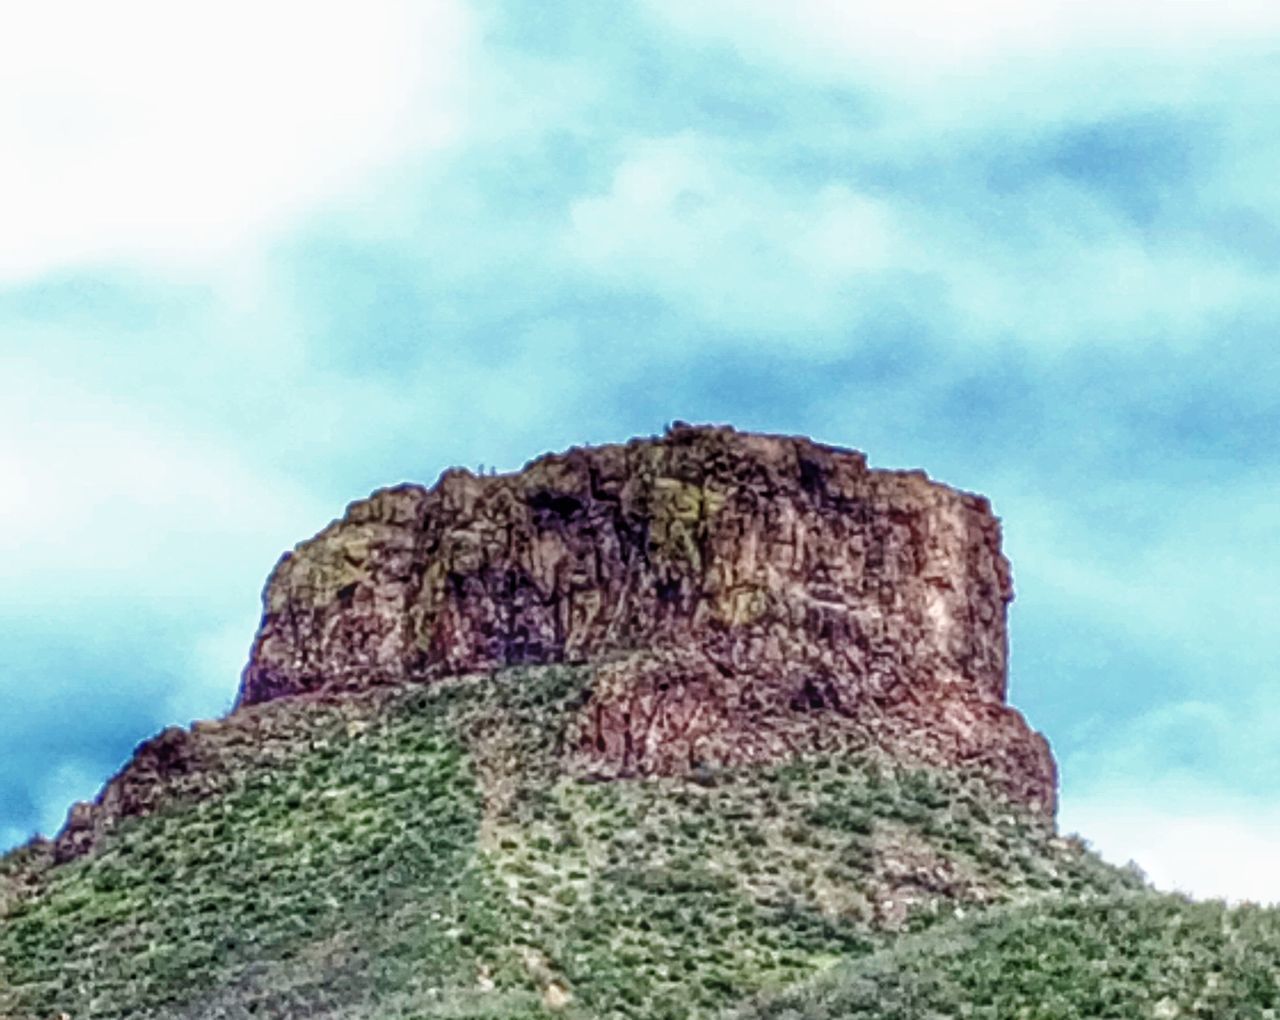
1;0;1277;903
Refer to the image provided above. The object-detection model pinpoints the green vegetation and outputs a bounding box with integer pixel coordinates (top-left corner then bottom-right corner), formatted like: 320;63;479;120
732;894;1280;1019
2;664;1277;1018
0;684;508;1018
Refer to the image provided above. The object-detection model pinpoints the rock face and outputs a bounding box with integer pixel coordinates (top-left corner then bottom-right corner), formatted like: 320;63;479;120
242;424;1056;817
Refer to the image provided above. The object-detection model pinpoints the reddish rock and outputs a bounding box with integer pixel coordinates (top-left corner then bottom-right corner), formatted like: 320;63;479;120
52;726;207;863
40;425;1057;869
241;424;1056;817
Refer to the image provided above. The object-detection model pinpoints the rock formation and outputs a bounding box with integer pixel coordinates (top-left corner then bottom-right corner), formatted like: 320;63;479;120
242;423;1056;817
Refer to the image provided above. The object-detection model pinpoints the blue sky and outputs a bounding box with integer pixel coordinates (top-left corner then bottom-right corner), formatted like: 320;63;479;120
2;0;1277;901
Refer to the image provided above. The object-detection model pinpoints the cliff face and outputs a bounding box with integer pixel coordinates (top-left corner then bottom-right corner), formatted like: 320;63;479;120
241;424;1056;817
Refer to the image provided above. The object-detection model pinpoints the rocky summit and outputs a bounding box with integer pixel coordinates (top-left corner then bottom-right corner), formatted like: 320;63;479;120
48;423;1054;870
244;423;1054;815
8;425;1277;1020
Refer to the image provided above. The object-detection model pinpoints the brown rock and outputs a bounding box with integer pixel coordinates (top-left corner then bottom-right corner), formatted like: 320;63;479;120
239;424;1056;817
52;725;207;863
39;425;1057;869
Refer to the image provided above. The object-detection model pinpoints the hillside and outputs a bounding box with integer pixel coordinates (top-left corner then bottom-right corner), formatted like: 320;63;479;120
733;893;1280;1019
1;664;1136;1018
2;426;1277;1017
5;663;1277;1018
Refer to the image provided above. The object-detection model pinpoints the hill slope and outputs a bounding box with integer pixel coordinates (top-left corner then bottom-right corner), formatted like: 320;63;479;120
732;894;1280;1019
3;663;1152;1019
6;662;1277;1018
4;426;1277;1017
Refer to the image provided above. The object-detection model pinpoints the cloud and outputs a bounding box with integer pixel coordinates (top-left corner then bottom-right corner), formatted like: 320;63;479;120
642;1;1280;97
1;1;1276;918
1062;691;1280;794
0;615;185;845
0;0;474;282
564;131;1276;353
565;134;908;337
0;359;326;597
167;617;261;727
626;1;1280;355
0;350;334;843
1062;784;1280;905
1001;474;1280;679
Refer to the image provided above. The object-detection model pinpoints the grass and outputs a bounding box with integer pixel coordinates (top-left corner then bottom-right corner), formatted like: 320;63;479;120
2;662;1276;1018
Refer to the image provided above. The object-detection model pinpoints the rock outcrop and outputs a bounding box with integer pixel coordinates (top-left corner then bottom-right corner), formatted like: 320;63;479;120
242;424;1056;817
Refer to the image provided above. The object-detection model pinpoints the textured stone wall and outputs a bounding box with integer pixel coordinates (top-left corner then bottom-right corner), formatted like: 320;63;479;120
243;424;1011;706
239;425;1055;816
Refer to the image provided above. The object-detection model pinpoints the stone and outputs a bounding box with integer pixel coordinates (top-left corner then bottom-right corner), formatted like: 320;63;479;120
44;425;1057;867
51;725;208;863
239;424;1056;818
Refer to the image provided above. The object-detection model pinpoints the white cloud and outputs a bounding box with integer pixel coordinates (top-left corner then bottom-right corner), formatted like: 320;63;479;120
0;359;327;601
1060;690;1280;795
643;0;1280;92
0;0;474;282
1062;785;1280;905
566;134;905;336
0;356;339;842
937;195;1279;349
641;0;1280;245
565;132;1274;349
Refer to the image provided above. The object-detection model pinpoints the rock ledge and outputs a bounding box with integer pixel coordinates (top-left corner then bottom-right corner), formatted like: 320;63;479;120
241;424;1056;817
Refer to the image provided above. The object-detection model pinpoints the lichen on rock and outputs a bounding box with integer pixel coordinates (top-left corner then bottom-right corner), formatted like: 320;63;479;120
238;423;1055;818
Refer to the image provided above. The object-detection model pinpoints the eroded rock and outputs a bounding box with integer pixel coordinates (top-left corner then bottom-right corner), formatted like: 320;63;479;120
240;424;1055;817
42;425;1056;868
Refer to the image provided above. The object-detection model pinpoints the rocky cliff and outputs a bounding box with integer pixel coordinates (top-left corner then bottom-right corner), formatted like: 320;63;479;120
242;423;1056;817
16;426;1280;1020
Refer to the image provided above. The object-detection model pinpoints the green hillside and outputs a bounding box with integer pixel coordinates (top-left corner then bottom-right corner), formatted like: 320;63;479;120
2;664;1276;1018
732;894;1280;1019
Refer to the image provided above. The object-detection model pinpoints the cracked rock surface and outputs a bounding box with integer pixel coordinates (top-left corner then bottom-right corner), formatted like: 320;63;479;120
241;423;1056;818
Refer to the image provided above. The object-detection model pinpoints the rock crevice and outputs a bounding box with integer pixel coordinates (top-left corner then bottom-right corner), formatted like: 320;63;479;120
240;424;1055;817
